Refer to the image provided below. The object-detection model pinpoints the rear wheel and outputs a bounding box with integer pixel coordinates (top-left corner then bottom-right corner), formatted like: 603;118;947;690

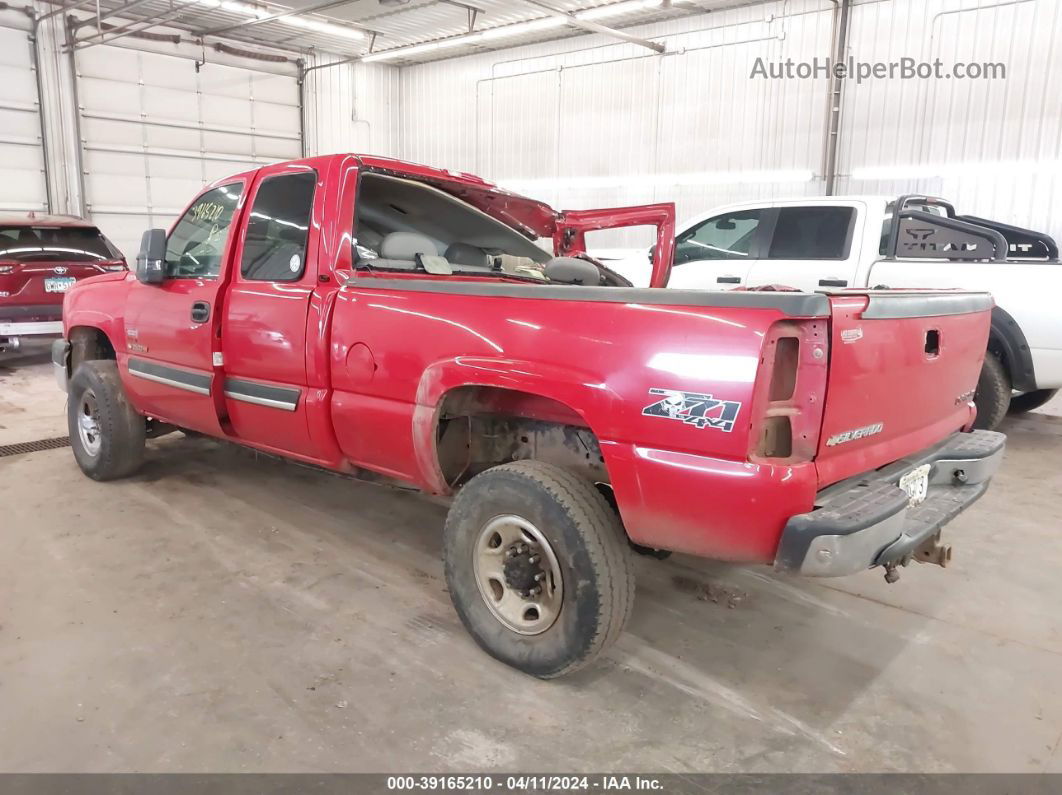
973;353;1010;431
67;360;146;481
443;460;634;679
1008;388;1059;415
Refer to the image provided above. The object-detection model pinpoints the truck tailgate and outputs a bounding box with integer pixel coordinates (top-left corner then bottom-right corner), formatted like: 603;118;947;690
815;291;993;488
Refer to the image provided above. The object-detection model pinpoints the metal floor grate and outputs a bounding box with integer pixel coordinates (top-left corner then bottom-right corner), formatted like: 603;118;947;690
0;437;71;457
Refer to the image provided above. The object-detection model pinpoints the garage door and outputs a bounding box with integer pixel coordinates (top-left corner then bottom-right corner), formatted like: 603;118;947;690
76;45;302;259
0;22;48;213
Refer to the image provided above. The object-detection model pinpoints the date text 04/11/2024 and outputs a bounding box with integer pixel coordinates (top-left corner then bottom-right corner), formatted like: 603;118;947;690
385;775;665;791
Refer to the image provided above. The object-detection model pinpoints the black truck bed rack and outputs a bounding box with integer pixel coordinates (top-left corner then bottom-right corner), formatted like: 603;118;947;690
884;194;1060;263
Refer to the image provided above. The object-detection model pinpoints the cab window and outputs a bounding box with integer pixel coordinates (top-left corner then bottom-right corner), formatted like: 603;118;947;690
674;210;763;264
165;183;243;279
767;206;855;260
240;171;317;282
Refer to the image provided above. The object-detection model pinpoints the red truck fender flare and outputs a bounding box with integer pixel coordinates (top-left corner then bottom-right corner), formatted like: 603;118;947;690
411;356;618;494
62;275;128;355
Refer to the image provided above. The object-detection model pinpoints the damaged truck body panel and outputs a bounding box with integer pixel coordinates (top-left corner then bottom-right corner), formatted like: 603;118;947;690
54;152;1005;677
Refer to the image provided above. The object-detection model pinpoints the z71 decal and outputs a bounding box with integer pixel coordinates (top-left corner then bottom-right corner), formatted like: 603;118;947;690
642;388;742;433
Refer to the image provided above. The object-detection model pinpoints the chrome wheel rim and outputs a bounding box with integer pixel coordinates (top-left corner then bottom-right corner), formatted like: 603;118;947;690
77;389;102;457
472;514;564;635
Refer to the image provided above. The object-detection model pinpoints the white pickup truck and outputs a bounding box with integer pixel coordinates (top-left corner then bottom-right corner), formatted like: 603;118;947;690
600;194;1062;430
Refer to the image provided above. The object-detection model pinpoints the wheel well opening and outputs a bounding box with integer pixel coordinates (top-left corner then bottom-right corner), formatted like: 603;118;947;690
69;326;116;374
986;330;1014;383
435;386;608;489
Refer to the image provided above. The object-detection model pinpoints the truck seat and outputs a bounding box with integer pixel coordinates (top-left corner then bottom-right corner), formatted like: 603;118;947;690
372;232;439;270
444;242;492;270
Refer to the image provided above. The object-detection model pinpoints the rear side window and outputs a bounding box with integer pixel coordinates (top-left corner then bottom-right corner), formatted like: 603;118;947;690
674;209;764;264
0;225;122;262
768;206;855;260
240;172;316;282
165;184;243;279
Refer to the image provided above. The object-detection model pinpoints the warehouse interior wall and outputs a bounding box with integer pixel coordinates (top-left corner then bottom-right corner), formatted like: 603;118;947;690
383;0;1062;247
304;55;399;157
9;0;1062;254
395;0;835;241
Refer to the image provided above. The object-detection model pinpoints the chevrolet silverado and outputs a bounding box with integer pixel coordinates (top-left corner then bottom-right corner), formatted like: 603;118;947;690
52;155;1005;677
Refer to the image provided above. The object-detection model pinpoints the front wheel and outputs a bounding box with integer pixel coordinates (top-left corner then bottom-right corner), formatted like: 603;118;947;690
67;360;146;481
972;353;1011;431
1008;388;1059;415
443;460;635;679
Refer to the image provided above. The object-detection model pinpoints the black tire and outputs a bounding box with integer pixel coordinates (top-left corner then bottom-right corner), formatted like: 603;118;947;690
443;460;634;679
67;360;146;481
973;353;1011;431
1008;388;1059;415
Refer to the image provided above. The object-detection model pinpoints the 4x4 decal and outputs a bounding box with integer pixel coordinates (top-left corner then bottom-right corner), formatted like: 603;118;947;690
642;388;742;432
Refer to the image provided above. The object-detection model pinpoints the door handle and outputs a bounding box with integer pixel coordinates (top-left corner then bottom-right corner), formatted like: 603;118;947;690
716;275;742;284
818;278;848;287
190;301;210;323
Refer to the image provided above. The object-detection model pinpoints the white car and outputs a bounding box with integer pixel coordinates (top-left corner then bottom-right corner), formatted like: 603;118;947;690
597;195;1062;430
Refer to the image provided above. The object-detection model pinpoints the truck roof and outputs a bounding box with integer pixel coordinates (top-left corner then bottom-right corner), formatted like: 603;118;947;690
212;153;562;239
717;195;894;211
0;213;97;227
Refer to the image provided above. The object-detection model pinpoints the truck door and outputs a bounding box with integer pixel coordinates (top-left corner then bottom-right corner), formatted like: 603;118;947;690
122;181;246;435
220;163;321;457
745;204;862;291
555;203;676;287
666;208;769;290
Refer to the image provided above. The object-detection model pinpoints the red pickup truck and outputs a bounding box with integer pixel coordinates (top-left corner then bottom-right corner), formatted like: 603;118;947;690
53;154;1005;678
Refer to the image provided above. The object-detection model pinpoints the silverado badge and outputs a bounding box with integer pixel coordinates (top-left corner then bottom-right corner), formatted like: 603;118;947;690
826;422;884;447
642;388;742;432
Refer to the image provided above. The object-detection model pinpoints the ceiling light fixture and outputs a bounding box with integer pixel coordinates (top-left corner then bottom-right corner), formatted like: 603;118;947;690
361;0;662;62
196;0;365;41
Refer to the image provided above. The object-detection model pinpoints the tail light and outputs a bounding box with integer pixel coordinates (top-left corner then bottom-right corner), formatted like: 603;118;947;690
748;320;829;464
97;259;128;272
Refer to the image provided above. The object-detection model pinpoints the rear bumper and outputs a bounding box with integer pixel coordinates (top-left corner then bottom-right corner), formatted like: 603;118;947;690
0;305;63;338
775;430;1005;577
0;304;63;322
0;320;63;337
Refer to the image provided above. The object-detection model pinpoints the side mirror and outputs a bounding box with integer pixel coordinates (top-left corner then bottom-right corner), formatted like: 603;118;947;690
135;229;167;285
647;247;655;264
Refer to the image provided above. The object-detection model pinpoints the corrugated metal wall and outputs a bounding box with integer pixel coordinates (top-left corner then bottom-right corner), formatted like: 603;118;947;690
837;0;1062;238
18;0;1048;248
397;0;836;246
304;56;400;158
361;0;1062;247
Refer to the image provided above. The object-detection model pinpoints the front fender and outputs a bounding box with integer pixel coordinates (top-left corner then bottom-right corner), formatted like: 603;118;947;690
62;272;129;344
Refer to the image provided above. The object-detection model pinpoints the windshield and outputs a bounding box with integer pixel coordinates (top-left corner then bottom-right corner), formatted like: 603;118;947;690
0;225;122;263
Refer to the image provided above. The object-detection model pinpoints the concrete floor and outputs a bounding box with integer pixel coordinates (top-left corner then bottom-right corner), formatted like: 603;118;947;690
1;342;1061;773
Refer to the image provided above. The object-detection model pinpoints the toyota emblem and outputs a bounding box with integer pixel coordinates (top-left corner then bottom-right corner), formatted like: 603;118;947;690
53;266;68;274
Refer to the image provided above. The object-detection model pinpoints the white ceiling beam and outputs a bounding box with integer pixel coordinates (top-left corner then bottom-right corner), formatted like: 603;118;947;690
522;0;665;53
